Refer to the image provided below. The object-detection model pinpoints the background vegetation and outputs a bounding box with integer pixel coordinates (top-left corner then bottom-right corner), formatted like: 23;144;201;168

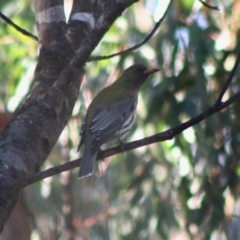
1;0;240;239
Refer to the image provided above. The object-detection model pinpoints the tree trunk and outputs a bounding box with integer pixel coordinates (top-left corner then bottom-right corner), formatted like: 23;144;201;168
0;0;135;231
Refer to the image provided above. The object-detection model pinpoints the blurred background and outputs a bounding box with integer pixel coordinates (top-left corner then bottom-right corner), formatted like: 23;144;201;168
1;0;240;239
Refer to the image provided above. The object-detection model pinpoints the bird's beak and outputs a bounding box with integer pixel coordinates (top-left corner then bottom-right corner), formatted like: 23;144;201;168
144;68;159;75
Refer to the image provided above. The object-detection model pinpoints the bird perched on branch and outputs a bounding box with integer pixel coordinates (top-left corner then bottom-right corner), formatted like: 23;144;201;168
78;64;159;179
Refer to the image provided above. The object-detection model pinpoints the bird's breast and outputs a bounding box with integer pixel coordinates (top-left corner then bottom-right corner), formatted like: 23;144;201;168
115;111;136;140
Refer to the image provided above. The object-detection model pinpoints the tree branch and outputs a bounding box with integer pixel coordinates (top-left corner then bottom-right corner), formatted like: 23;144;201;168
10;49;240;193
10;91;240;194
199;0;220;11
216;50;240;103
0;12;38;41
88;0;173;62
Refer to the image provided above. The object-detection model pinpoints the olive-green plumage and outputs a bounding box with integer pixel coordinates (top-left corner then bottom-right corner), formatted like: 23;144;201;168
78;64;159;179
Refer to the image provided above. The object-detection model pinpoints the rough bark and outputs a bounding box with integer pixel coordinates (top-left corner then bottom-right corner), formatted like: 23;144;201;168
0;195;33;240
0;0;136;231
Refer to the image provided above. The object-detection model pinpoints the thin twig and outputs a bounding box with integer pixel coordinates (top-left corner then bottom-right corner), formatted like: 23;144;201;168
199;0;220;11
0;12;38;41
88;0;173;62
216;50;240;103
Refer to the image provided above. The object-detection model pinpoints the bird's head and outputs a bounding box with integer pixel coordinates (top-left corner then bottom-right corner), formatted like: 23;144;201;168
116;64;159;89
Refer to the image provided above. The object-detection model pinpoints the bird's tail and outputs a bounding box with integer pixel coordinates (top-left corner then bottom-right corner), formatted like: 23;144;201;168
78;146;98;179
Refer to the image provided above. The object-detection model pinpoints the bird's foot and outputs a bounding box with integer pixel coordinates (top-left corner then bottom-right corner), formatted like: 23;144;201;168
118;138;125;155
97;148;105;162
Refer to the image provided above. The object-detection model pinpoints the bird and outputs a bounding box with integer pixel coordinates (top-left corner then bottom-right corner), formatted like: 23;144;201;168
78;64;159;179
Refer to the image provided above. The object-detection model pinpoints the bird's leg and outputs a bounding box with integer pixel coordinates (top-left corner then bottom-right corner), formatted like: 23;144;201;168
97;148;105;162
118;138;125;155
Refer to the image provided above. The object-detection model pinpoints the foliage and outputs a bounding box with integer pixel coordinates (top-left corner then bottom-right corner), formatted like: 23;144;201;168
1;0;240;239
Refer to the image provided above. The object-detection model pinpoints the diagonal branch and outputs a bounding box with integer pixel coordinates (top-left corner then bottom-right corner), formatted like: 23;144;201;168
216;50;240;104
9;90;240;194
8;44;240;195
199;0;220;11
0;12;38;41
14;43;240;189
88;0;173;62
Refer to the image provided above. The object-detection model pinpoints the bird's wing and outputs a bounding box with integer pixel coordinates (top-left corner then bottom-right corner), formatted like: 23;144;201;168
90;95;136;146
77;113;88;151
